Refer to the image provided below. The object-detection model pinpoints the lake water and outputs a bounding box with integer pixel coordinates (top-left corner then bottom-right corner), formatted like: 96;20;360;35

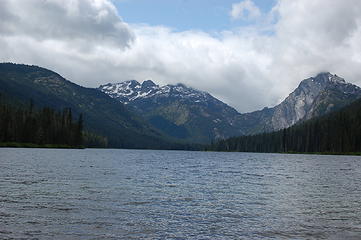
1;149;361;239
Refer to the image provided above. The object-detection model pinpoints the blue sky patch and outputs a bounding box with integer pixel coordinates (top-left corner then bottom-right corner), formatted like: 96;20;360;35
112;0;277;32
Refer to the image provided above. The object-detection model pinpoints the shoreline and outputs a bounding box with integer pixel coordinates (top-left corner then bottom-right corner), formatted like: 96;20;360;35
2;143;361;156
0;142;84;149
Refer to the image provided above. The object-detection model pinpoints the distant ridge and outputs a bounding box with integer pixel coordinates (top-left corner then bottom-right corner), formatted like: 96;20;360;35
99;80;242;143
99;73;361;143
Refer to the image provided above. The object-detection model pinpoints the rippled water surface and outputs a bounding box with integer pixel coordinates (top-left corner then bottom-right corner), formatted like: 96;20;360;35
1;148;361;239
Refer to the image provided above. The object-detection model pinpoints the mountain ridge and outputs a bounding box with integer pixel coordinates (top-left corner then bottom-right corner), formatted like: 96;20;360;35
2;62;360;146
0;63;190;149
99;80;242;143
100;72;361;143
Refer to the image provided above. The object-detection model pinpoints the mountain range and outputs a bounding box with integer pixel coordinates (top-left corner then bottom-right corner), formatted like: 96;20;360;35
99;80;241;143
1;62;360;147
99;72;361;143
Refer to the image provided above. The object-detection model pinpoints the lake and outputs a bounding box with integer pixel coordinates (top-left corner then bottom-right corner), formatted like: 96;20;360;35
1;148;361;239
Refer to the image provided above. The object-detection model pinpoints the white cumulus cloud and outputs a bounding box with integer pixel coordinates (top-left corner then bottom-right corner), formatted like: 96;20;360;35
230;0;261;20
1;0;361;112
0;0;134;49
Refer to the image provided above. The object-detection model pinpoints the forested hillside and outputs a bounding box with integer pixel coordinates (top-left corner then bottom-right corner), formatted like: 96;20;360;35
208;97;361;154
0;63;191;149
0;97;83;148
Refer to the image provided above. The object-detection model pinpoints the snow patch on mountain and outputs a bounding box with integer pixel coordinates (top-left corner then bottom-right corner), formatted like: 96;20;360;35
98;72;361;142
99;80;211;104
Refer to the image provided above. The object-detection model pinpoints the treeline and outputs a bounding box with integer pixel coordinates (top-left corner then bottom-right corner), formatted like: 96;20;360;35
208;98;361;154
0;99;84;147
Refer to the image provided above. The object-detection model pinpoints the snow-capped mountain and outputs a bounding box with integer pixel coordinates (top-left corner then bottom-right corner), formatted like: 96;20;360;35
99;80;212;104
99;80;242;143
99;73;361;143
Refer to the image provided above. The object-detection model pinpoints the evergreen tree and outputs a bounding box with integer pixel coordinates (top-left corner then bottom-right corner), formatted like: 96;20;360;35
0;99;84;147
208;98;361;154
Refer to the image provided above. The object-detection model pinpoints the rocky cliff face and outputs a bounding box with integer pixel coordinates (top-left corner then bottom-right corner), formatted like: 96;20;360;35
99;72;361;143
270;72;361;130
233;72;361;135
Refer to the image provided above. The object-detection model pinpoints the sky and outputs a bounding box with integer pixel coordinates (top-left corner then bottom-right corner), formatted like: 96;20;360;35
1;0;361;112
112;0;276;32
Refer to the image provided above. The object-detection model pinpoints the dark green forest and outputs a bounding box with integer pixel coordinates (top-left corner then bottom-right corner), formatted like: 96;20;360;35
0;93;197;150
0;98;84;148
208;98;361;154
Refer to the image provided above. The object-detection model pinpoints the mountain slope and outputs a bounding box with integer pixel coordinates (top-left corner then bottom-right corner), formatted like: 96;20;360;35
0;63;185;149
99;80;242;143
99;73;361;143
234;72;361;134
208;96;361;154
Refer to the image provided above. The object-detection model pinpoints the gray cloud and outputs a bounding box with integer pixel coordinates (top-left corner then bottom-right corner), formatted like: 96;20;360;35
1;0;361;112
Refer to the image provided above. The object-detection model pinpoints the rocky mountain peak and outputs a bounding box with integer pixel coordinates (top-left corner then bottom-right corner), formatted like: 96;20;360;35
270;72;361;130
301;72;347;87
98;79;241;142
142;80;157;88
99;80;212;105
317;72;345;83
128;80;140;87
294;72;358;100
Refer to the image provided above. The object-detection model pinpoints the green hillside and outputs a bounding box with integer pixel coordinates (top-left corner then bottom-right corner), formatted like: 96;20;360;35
0;97;84;148
0;63;189;149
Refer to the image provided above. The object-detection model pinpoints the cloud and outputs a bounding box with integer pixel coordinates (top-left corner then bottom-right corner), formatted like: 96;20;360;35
0;0;134;49
1;0;361;113
230;0;261;20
